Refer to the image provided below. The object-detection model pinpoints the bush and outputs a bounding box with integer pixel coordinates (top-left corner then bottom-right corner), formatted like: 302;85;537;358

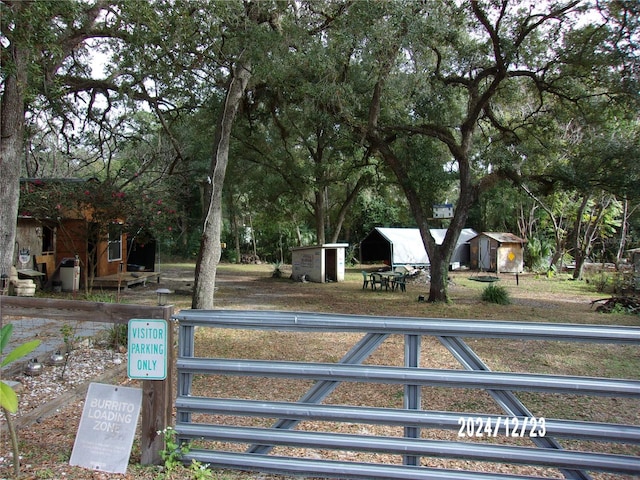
271;261;283;278
588;272;611;293
106;323;128;349
481;284;511;305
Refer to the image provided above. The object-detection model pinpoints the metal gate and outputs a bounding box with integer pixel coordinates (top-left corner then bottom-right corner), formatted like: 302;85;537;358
173;310;640;479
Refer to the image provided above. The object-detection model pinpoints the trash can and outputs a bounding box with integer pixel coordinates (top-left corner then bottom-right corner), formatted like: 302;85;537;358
60;258;80;291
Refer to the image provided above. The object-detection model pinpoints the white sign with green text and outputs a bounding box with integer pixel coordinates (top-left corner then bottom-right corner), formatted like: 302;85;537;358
127;318;167;380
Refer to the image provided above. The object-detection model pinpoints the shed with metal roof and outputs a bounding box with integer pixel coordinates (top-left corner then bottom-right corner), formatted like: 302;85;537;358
469;232;526;273
359;227;477;268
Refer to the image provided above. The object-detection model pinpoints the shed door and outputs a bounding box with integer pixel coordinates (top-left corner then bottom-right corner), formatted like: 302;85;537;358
479;237;491;271
326;249;337;282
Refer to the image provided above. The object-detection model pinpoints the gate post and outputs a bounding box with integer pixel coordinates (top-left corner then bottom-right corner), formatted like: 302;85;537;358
404;334;421;466
140;305;174;464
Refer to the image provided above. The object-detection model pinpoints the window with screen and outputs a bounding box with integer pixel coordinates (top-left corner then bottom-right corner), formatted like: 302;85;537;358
108;224;122;262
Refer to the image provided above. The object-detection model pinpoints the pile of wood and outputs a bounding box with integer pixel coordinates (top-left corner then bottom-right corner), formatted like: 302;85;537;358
591;296;640;314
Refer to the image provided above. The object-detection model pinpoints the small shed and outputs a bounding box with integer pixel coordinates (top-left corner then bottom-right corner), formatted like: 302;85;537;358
291;243;349;283
359;227;477;268
469;232;526;273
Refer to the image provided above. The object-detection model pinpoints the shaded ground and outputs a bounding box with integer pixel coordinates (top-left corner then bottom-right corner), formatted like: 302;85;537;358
119;262;638;324
1;263;639;479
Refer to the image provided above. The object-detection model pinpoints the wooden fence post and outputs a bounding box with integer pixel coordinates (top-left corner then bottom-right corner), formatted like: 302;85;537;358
0;297;176;465
140;305;174;465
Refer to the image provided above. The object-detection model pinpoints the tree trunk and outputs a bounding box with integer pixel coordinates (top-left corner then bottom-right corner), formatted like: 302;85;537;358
428;246;451;302
616;198;629;264
192;59;251;309
249;214;257;259
571;195;590;280
571;194;610;280
314;190;326;245
330;177;367;244
0;43;27;278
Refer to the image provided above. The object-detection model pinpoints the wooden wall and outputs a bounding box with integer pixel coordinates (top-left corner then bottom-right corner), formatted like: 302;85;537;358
17;217;129;282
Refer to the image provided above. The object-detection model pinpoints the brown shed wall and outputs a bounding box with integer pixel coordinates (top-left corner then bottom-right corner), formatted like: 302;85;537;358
470;234;524;273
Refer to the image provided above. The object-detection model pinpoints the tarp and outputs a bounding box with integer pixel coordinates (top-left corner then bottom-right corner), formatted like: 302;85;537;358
360;227;477;267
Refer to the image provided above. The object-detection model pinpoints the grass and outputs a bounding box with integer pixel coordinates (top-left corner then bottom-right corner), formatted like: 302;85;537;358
207;264;636;323
172;263;640;478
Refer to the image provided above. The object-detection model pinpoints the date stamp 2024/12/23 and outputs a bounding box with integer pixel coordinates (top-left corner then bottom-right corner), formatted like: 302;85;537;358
458;416;546;438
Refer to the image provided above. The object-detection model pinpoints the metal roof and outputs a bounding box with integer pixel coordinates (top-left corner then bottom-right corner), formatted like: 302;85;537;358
473;232;526;244
365;227;477;265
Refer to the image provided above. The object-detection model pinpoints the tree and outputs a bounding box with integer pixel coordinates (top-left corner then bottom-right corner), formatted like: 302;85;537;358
1;0;108;280
191;1;289;309
234;96;377;246
331;0;638;302
190;1;353;307
193;55;253;308
1;0;192;279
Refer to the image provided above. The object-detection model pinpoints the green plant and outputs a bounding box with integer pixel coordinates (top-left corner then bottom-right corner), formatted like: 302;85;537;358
608;302;636;315
59;323;79;380
35;468;56;479
188;459;214;480
158;427;188;477
106;323;128;349
481;284;511;305
589;272;611;293
158;427;213;480
525;235;553;273
84;291;118;302
271;261;283;278
1;324;41;477
156;427;214;480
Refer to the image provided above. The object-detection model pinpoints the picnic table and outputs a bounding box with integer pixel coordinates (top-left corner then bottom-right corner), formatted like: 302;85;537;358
370;271;404;291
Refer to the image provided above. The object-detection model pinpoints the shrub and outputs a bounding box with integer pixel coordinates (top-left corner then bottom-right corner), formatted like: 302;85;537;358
271;261;283;278
106;323;128;349
589;272;611;293
481;284;511;305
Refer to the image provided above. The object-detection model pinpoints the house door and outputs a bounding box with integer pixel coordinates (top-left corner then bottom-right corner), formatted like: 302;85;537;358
479;237;491;271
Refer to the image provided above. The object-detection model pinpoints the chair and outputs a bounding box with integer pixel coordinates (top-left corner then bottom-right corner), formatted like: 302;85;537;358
393;274;407;292
370;273;384;291
361;271;369;289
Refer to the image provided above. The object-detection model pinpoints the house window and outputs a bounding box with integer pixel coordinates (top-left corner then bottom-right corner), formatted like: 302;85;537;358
41;225;54;253
108;224;123;262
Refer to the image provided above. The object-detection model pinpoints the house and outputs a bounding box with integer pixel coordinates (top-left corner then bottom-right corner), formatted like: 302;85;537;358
15;178;158;291
469;232;526;273
359;227;477;268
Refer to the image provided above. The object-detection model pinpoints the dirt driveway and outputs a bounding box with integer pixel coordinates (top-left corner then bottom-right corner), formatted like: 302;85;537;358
118;262;637;326
117;262;290;309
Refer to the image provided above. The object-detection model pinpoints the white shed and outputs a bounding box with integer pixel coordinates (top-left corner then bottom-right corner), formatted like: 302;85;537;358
291;243;349;283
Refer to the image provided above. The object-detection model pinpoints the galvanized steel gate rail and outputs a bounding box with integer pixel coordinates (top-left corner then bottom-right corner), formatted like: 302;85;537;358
173;310;640;479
